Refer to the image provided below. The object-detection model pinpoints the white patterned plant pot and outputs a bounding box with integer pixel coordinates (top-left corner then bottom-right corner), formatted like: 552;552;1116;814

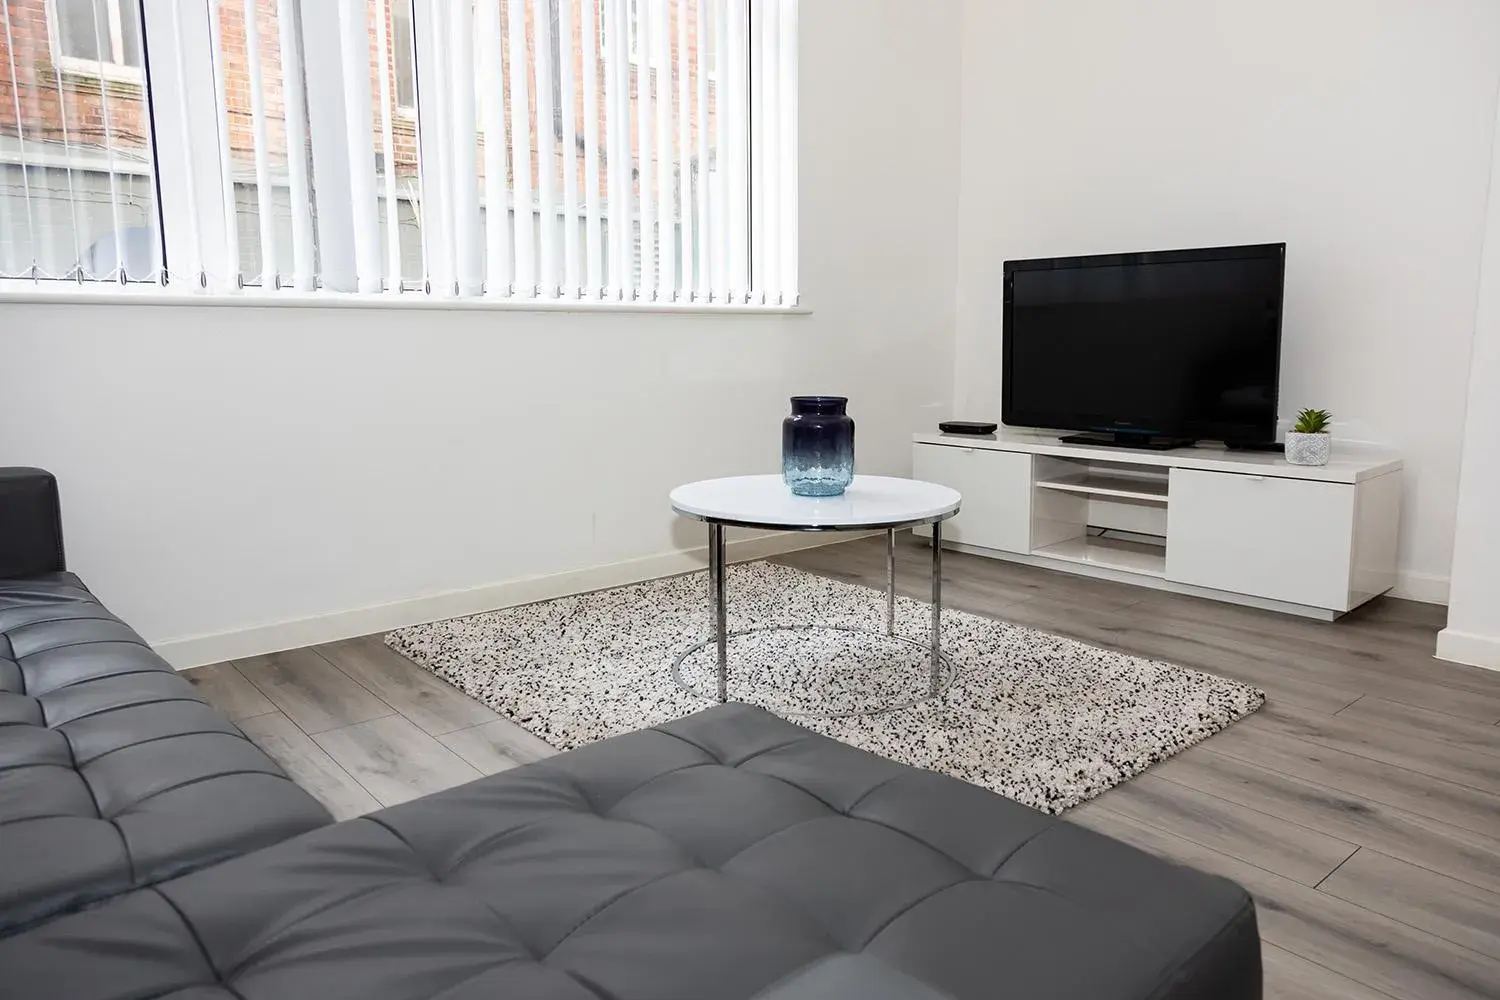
1284;431;1331;466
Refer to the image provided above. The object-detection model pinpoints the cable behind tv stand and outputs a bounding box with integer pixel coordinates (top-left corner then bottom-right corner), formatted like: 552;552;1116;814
1058;431;1196;451
911;427;1403;620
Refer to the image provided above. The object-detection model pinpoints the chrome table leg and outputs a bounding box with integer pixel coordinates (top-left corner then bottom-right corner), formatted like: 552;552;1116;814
886;528;897;637
930;520;943;695
708;521;728;703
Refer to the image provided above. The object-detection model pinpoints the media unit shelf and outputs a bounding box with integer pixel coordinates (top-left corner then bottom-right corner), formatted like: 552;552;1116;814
1034;470;1170;503
1032;535;1168;578
912;429;1403;620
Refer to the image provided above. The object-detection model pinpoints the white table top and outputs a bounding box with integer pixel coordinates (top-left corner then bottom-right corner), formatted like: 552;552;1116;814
670;475;961;530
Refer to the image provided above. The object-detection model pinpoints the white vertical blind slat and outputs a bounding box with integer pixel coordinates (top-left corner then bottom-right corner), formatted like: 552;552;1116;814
693;0;708;300
676;0;692;299
337;0;381;293
45;21;85;274
535;0;559;298
780;0;797;303
1;2;36;276
167;0;205;284
242;0;277;286
138;39;165;283
655;0;674;299
206;2;239;285
90;0;127;278
22;42;64;276
0;157;12;275
581;0;604;294
635;0;656;299
415;0;454;294
726;0;747;299
605;0;630;297
711;0;729;301
277;0;314;289
747;0;762;303
373;0;402;290
506;0;536;296
760;0;779;304
11;12;56;275
479;0;512;297
405;2;432;288
449;0;482;296
558;0;581;295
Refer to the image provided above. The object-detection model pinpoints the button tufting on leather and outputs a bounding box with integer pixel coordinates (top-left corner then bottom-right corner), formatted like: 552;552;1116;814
0;577;330;936
0;693;1261;1000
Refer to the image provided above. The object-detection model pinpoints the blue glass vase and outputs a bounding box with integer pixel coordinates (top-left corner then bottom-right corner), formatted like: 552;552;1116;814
783;396;855;496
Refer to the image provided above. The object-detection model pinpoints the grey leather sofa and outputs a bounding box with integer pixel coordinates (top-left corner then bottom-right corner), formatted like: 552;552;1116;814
0;468;1261;999
0;469;330;937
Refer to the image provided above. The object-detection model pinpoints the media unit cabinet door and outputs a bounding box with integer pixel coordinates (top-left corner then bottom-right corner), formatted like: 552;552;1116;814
1166;469;1355;611
912;444;1032;553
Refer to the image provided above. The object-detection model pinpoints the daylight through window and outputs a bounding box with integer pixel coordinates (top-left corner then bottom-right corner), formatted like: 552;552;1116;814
0;0;799;306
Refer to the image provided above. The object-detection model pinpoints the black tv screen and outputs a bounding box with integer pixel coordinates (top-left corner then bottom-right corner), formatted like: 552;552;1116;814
1002;243;1285;443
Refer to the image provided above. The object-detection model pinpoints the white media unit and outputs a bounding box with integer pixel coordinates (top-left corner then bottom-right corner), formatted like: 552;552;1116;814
912;429;1403;620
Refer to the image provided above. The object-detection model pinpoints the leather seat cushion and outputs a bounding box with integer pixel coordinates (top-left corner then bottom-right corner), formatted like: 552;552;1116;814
0;574;330;935
0;703;1258;999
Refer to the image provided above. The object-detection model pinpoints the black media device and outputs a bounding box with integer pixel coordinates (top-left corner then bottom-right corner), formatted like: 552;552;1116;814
939;421;998;436
1002;243;1285;450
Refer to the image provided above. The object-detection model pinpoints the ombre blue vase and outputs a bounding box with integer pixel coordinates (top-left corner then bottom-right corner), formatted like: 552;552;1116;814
782;396;855;496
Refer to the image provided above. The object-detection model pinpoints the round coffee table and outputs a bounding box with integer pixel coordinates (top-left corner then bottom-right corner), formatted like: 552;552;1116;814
669;475;961;714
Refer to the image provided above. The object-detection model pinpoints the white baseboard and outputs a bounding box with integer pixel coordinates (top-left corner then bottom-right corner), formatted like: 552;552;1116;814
1391;571;1450;605
156;531;873;670
1435;627;1500;673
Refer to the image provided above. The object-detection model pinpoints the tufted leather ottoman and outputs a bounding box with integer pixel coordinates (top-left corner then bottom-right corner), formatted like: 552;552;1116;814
0;703;1259;1000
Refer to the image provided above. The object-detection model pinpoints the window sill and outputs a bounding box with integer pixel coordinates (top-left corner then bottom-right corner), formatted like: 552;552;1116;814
0;285;812;316
56;58;145;89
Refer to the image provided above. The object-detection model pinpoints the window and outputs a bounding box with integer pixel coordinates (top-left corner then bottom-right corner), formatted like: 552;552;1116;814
1;0;156;281
626;0;646;64
0;0;798;306
703;0;717;77
50;0;143;76
602;0;662;68
392;1;416;110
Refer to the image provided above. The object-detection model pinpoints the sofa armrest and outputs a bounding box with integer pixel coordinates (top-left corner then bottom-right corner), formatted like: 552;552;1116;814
0;469;65;579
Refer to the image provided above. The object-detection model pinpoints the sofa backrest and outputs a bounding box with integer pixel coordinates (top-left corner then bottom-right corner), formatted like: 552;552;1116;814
0;469;65;580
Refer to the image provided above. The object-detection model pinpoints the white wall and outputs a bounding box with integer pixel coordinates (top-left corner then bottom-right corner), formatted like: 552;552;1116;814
953;0;1500;600
0;0;962;664
1439;90;1500;671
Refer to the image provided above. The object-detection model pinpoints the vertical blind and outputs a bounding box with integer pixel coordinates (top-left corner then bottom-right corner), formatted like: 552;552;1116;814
0;0;799;306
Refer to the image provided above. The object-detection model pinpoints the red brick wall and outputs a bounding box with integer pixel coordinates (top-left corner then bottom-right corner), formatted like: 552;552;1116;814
0;0;150;156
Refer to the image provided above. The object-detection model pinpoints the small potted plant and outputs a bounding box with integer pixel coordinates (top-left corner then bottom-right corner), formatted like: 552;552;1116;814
1285;408;1333;466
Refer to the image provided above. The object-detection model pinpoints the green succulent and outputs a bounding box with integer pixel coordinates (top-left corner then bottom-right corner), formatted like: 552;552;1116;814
1293;408;1332;434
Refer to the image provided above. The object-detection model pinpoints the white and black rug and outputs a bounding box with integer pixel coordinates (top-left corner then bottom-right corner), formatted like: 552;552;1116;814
386;561;1264;813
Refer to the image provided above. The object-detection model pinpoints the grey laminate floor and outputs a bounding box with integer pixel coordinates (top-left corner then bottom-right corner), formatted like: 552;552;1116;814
184;534;1500;1000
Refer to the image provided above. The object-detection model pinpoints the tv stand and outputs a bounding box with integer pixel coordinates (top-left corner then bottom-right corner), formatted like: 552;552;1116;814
911;428;1402;619
1058;431;1196;451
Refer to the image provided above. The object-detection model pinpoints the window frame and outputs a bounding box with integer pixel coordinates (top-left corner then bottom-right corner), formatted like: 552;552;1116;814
390;0;417;113
601;0;664;69
46;0;146;84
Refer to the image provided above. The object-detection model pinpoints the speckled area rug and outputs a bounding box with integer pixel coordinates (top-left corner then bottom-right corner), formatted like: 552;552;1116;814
386;561;1263;813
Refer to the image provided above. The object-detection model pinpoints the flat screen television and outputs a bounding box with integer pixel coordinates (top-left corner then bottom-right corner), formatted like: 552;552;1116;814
1002;243;1286;449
